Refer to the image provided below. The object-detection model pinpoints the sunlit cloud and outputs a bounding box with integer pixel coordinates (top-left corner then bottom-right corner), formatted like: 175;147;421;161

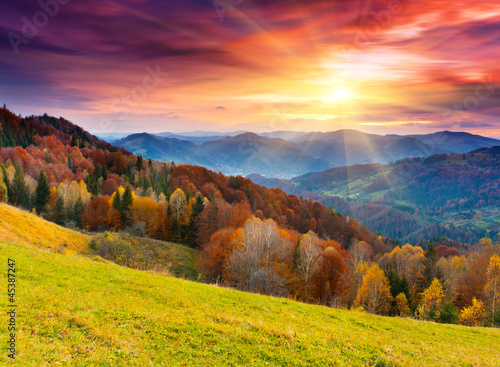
0;0;499;135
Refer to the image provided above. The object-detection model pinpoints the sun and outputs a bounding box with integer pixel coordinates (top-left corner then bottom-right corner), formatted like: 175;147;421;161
333;87;353;100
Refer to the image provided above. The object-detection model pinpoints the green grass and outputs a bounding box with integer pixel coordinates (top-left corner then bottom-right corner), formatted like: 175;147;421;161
1;242;499;366
0;203;198;280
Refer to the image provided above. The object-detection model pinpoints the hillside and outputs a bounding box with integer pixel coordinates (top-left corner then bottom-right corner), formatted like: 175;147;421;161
291;152;500;244
1;241;499;366
0;203;198;279
0;203;91;255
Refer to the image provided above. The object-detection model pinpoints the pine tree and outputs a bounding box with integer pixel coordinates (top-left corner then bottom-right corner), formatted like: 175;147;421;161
423;243;441;288
11;162;30;209
120;185;134;225
55;196;65;225
71;196;84;227
186;193;205;247
67;154;73;172
35;169;50;214
112;189;121;211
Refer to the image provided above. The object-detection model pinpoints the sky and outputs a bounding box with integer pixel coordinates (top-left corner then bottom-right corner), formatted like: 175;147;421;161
1;0;500;137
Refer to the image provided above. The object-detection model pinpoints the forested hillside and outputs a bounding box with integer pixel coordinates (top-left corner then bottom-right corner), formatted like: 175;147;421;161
1;107;500;327
274;154;500;245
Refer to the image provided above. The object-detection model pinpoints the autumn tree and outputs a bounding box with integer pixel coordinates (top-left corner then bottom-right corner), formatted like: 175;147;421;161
485;254;500;325
198;228;242;282
170;188;187;223
310;246;348;307
459;297;486;327
0;167;7;202
82;196;111;231
35;169;50;214
354;263;393;315
227;217;293;296
416;278;444;321
395;293;411;317
129;197;162;238
297;231;323;299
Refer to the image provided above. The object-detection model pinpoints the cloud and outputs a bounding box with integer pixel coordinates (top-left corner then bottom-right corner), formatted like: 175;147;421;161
1;0;500;135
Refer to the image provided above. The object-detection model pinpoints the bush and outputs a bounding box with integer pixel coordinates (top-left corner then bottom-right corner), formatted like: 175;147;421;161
459;298;486;327
437;302;458;324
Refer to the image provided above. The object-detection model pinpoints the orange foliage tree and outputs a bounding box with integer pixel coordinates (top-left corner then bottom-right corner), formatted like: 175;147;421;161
81;196;111;231
354;263;393;315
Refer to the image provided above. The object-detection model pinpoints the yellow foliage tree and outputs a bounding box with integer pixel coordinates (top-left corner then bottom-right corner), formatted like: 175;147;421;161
169;188;187;223
416;278;444;320
129;197;162;237
354;263;393;315
485;254;500;324
459;297;486;327
0;168;7;203
478;237;493;247
395;293;411;317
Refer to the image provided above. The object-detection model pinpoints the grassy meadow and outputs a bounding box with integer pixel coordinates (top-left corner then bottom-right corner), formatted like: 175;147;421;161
1;241;499;366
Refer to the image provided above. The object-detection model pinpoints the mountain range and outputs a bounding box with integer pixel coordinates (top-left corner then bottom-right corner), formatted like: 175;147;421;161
113;129;500;177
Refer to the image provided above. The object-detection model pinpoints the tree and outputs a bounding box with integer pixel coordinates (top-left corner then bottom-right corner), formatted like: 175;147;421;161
395;293;411;317
297;231;323;299
82;196;111;231
198;228;242;282
35;169;50;214
354;263;393;315
186;193;205;247
121;185;134;214
71;196;84;227
112;189;121;212
0;164;10;202
485;254;500;325
55;196;65;225
422;244;441;288
169;188;187;223
0;167;7;203
459;297;486;327
10;162;30;209
129;197;162;238
227;217;293;296
416;278;444;321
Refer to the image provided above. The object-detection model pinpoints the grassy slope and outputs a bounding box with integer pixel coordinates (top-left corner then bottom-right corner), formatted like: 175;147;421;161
0;203;90;255
0;203;198;279
1;242;499;366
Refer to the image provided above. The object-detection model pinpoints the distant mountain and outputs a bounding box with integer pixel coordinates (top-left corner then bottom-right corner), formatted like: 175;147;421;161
407;131;500;153
471;145;500;155
245;173;296;193
115;132;331;176
201;133;331;177
296;136;441;166
114;129;500;178
115;133;217;167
